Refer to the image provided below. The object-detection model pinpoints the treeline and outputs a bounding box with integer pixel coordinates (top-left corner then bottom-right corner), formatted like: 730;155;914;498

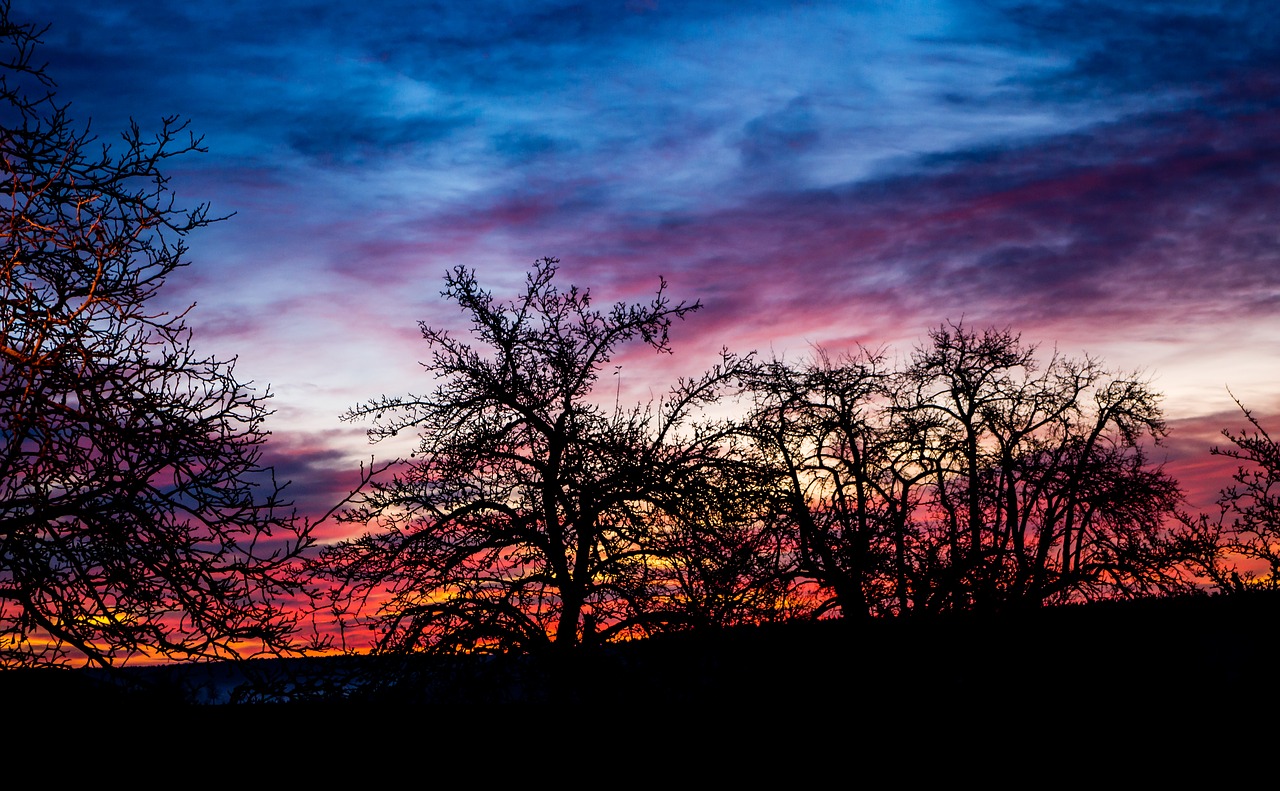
312;260;1274;656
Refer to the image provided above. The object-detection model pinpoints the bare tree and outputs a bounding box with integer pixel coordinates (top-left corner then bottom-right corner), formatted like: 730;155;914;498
1191;396;1280;591
902;323;1190;609
647;438;815;629
317;260;777;655
743;348;928;620
0;3;313;667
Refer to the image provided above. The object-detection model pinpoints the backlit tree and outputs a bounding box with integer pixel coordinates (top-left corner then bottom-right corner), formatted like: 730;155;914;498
746;323;1197;618
0;3;313;667
1190;396;1280;591
315;260;789;654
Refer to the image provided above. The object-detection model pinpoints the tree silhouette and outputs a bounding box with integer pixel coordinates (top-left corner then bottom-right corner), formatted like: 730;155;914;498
743;348;916;620
1190;396;1280;591
747;323;1197;618
0;4;313;666
904;324;1192;608
315;260;785;655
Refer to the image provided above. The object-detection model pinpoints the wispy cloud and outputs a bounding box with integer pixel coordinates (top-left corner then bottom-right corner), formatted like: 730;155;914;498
19;0;1280;523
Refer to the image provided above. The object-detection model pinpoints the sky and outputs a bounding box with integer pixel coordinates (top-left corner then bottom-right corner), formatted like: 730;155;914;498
15;0;1280;530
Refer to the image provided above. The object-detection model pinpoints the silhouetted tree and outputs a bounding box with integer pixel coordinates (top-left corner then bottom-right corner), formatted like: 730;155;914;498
1191;396;1280;591
317;260;777;655
903;324;1190;609
647;443;815;628
0;4;313;666
747;323;1195;618
743;348;927;620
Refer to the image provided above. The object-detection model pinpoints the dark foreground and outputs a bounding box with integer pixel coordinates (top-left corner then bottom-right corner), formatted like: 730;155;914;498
4;591;1271;706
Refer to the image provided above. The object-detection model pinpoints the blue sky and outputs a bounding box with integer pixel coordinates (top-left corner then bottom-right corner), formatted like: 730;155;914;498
19;0;1280;521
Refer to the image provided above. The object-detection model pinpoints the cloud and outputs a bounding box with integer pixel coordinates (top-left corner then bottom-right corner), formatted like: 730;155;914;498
285;112;475;167
1162;397;1280;513
256;427;385;539
738;96;822;172
491;131;577;164
985;0;1280;99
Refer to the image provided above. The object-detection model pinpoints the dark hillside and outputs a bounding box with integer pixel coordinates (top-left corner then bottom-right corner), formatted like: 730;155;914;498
3;591;1271;707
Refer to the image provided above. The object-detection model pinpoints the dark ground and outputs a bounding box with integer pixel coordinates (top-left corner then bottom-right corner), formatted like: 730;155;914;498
3;591;1272;707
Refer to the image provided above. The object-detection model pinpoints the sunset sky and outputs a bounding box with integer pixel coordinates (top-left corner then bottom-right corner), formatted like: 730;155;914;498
21;0;1280;529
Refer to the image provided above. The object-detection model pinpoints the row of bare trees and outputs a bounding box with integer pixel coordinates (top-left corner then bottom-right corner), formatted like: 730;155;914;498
311;259;1269;656
3;1;1275;667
